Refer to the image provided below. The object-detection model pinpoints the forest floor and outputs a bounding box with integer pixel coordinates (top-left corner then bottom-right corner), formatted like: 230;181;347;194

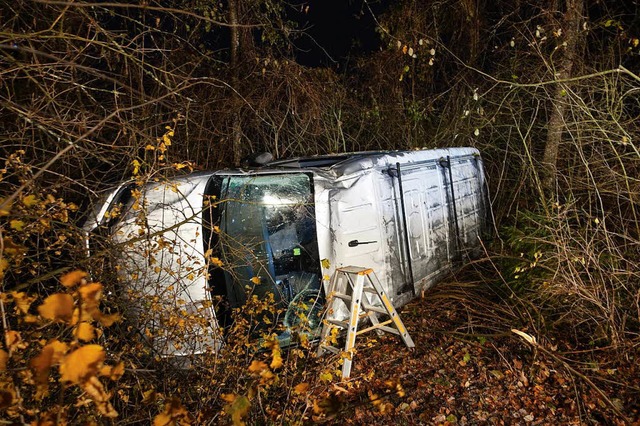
310;281;640;425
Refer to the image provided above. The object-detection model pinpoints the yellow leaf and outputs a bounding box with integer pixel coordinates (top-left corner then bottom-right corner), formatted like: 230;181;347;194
221;393;236;403
153;413;172;426
0;349;8;371
60;270;87;288
250;276;261;285
5;330;25;353
132;159;141;175
248;360;268;373
268;340;283;370
145;144;156;151
294;383;309;394
0;257;8;281
9;220;24;231
319;371;333;382
38;293;74;322
97;313;121;327
79;282;103;320
74;322;95;342
79;282;102;303
21;194;38;207
270;349;283;370
10;291;35;314
0;198;12;216
100;362;125;381
321;258;331;269
60;345;105;384
30;340;68;385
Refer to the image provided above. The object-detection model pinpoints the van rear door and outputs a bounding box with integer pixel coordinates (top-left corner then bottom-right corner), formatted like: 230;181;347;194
395;161;453;293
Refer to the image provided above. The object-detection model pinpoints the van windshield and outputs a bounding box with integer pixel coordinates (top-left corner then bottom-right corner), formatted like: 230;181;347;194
213;173;321;327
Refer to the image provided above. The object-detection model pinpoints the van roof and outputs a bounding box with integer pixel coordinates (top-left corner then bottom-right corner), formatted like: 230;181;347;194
262;147;479;177
266;151;392;169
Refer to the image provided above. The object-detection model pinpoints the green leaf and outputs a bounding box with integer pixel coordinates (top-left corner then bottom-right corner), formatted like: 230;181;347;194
227;395;250;426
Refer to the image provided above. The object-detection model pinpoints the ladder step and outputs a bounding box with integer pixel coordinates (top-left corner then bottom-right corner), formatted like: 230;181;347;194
356;319;393;335
326;319;349;328
338;266;373;275
320;345;341;355
331;292;351;302
363;287;377;294
362;304;386;314
358;324;402;336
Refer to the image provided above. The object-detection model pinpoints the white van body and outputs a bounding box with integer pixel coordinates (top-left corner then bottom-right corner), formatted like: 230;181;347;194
84;148;491;356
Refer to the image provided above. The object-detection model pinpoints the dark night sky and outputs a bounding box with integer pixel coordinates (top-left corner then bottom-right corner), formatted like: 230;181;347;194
292;0;389;68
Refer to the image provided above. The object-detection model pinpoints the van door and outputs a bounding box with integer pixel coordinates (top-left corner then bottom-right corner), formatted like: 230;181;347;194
448;156;487;257
394;161;453;293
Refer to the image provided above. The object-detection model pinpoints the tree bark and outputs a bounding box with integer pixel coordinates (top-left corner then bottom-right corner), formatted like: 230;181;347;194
542;0;584;193
228;0;242;166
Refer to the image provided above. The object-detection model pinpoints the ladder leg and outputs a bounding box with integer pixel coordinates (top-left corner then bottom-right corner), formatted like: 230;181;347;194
317;271;340;357
366;274;415;348
342;273;365;379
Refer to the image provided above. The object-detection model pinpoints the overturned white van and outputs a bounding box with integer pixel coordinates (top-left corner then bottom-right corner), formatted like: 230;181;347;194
84;148;491;356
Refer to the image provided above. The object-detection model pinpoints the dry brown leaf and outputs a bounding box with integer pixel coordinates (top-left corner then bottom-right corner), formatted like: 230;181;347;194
154;398;191;426
60;345;105;384
294;383;309;394
97;312;121;327
82;376;118;418
0;349;8;371
60;270;87;288
0;387;15;410
38;293;74;322
142;389;157;404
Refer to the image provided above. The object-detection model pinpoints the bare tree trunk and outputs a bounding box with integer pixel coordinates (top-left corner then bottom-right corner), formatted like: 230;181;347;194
229;0;242;166
542;0;584;193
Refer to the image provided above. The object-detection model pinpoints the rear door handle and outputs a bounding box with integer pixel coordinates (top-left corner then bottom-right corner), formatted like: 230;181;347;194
348;240;377;247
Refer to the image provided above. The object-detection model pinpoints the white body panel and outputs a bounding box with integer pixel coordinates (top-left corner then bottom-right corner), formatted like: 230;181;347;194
314;148;489;313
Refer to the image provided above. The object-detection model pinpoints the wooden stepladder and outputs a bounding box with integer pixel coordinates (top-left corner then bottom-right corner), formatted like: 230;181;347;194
317;266;415;379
